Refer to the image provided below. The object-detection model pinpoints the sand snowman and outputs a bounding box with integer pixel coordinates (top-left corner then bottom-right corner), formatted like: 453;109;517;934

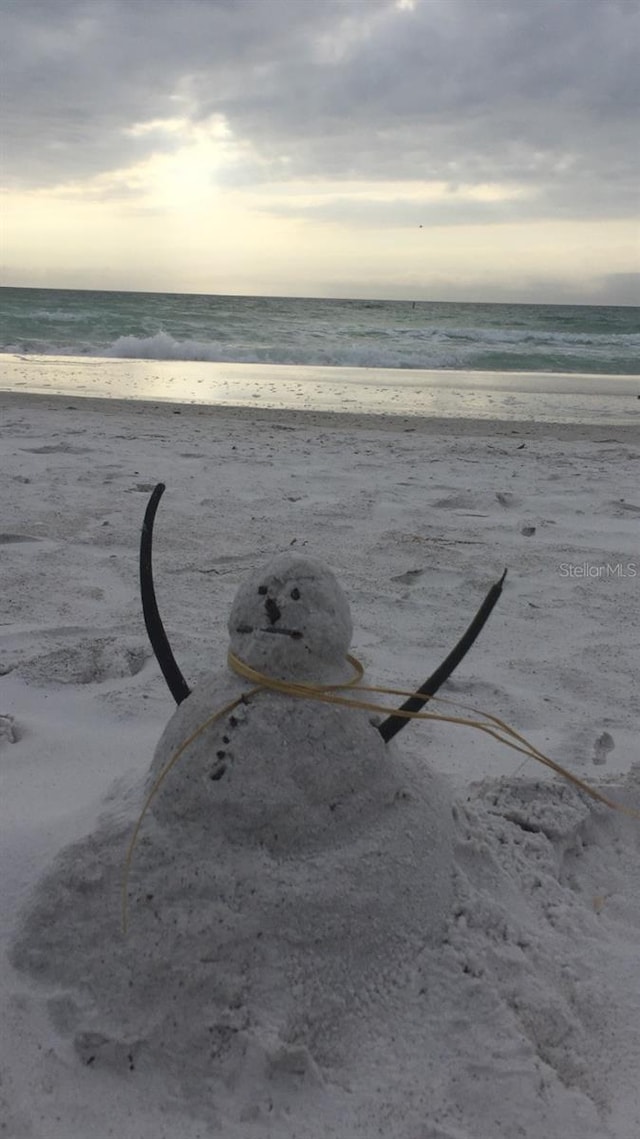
12;513;455;1106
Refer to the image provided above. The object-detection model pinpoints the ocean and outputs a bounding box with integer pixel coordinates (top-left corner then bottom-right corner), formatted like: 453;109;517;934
1;287;638;422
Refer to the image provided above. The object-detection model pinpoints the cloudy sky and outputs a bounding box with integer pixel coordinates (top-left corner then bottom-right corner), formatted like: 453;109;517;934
2;0;638;302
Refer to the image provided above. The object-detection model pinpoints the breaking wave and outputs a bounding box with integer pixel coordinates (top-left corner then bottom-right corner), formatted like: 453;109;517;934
2;287;638;374
101;327;640;374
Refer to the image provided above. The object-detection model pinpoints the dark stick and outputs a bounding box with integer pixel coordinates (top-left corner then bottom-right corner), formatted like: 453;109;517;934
140;483;191;705
377;569;507;743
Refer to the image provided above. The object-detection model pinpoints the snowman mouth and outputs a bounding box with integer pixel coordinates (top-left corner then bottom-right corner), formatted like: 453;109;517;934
262;627;303;640
235;624;303;641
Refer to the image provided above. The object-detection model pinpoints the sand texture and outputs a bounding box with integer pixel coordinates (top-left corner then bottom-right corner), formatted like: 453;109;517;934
1;392;639;1138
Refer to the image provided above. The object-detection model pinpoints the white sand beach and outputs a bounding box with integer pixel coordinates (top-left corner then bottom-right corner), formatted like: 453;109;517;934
1;390;639;1138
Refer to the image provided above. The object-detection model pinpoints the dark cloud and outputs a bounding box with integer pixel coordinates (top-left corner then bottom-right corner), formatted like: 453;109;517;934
2;0;639;224
1;0;361;184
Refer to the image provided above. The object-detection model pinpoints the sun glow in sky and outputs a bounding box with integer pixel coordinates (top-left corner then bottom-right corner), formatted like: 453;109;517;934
1;0;639;303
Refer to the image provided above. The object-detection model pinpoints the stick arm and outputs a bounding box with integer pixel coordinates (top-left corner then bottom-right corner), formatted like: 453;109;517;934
377;569;507;743
140;483;192;705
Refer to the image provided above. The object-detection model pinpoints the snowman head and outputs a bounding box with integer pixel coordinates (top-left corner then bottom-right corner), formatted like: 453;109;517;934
228;554;353;682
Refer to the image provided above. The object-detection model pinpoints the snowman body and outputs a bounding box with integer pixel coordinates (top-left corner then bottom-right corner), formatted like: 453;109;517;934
148;553;403;850
145;555;453;1002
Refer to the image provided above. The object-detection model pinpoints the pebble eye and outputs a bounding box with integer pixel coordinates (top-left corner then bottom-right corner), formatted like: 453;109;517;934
258;585;267;595
290;587;301;600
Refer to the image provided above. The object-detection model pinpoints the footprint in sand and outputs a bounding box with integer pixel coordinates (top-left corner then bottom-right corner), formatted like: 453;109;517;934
17;638;150;687
0;533;44;544
0;714;18;744
593;731;615;766
20;443;93;455
391;568;425;585
495;491;523;508
431;491;479;510
609;499;640;516
431;491;493;517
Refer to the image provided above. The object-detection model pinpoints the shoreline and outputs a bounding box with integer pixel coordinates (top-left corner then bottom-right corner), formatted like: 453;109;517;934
3;352;639;390
2;387;640;443
1;352;639;427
